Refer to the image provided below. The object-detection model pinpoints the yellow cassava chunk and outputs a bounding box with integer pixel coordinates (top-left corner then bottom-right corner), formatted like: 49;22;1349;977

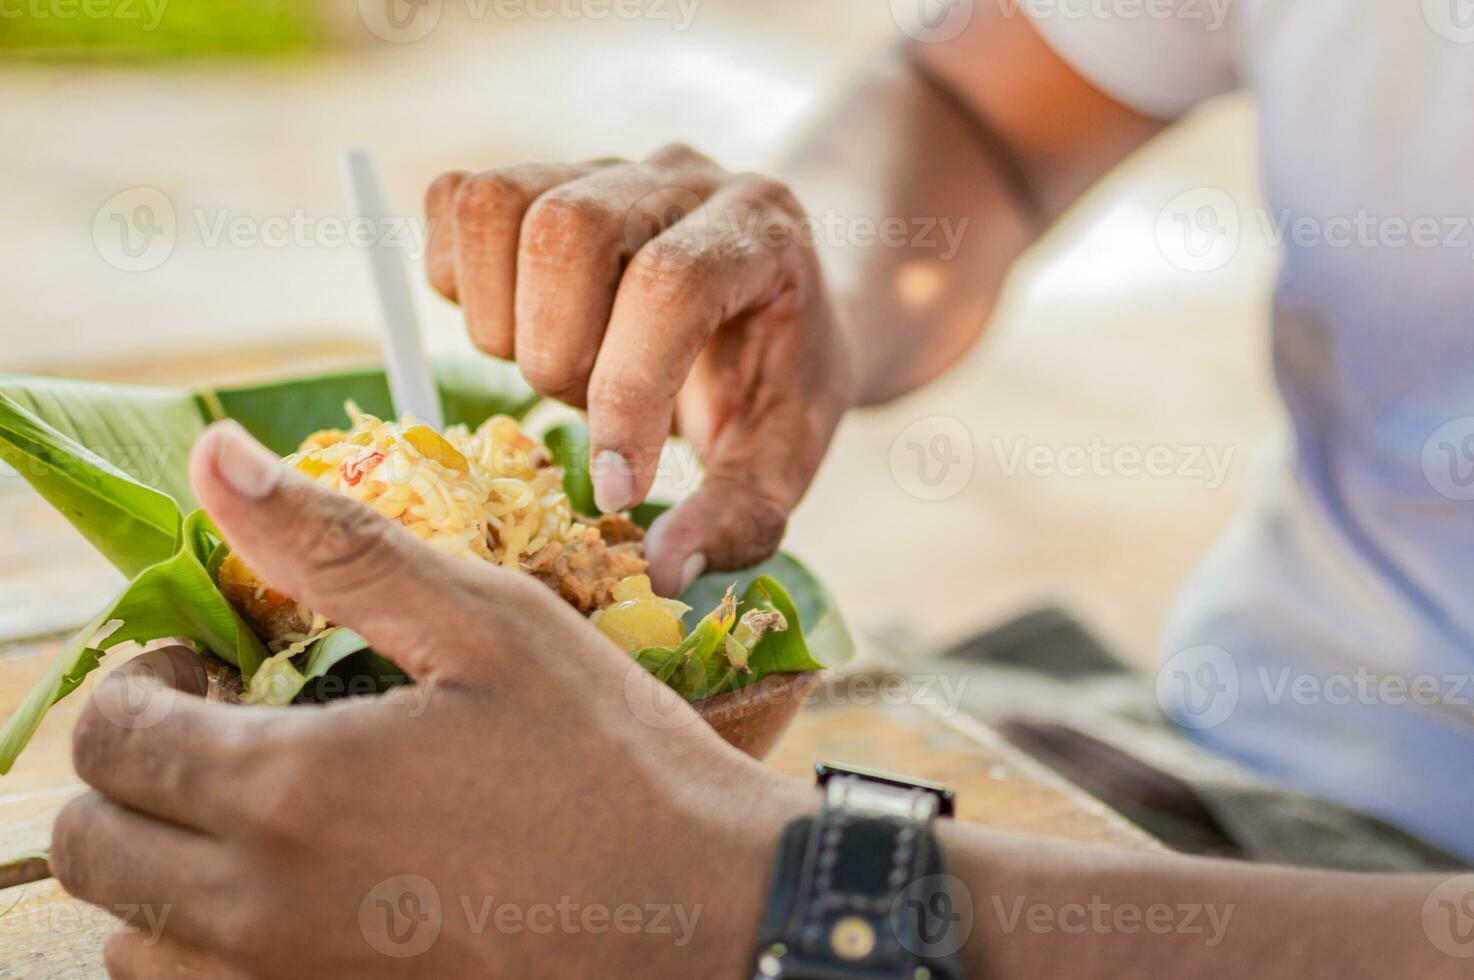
594;575;687;652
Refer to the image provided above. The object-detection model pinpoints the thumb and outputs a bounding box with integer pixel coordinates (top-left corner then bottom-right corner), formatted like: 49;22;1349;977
188;420;527;685
641;464;794;599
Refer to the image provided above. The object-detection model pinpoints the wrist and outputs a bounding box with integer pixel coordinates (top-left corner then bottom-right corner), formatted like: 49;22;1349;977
678;765;819;979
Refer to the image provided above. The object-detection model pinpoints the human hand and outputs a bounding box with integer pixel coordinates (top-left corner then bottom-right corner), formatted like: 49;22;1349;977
51;421;812;979
425;144;856;596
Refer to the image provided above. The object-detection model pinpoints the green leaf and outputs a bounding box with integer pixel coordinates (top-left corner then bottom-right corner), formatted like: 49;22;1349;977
662;574;849;702
0;374;204;509
741;575;831;674
543;422;596;517
0;510;268;773
670;558;852;705
0;382;189;578
299;629;371;684
204;355;538;456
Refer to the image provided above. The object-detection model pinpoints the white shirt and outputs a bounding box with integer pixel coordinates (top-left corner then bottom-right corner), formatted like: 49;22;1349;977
1025;0;1474;859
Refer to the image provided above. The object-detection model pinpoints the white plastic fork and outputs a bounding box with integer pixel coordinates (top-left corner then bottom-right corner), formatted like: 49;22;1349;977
339;148;445;430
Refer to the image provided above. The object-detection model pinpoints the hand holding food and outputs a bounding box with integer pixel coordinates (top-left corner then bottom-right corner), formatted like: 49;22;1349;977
424;145;857;595
0;362;849;772
211;407;789;708
50;421;817;980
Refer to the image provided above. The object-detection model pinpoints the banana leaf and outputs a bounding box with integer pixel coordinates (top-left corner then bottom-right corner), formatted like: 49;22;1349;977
0;359;853;773
0;510;270;770
0;380;195;576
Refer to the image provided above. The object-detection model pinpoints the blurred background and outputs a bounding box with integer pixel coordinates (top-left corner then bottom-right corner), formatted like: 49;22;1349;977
1;0;1280;668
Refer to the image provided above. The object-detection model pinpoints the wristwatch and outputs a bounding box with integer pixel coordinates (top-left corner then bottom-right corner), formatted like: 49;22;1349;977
751;763;967;979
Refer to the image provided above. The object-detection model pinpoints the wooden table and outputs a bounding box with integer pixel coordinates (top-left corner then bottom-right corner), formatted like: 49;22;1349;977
0;389;1157;977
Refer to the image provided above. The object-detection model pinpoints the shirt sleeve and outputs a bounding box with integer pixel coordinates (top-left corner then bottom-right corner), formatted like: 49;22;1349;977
1020;0;1240;119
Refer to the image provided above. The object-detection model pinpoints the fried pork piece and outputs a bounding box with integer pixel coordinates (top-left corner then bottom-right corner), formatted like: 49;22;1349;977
218;552;313;647
593;512;646;546
524;528;649;614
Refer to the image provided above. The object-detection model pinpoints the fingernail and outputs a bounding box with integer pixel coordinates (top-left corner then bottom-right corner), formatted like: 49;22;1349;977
211;420;281;500
592;449;634;513
677;553;707;595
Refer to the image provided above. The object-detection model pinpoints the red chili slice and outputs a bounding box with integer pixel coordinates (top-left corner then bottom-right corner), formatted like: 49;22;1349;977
340;450;384;487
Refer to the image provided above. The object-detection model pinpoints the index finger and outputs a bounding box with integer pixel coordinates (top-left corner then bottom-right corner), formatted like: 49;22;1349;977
71;646;269;834
587;178;806;512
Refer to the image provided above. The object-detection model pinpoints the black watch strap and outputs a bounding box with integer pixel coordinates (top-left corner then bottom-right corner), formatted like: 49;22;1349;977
752;765;967;979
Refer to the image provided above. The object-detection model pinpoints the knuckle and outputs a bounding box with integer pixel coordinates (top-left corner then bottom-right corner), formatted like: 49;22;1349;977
587;372;662;422
707;476;789;561
521;191;618;257
732;173;803;216
627;240;710;299
453;171;532;229
425;170;467;214
740;489;790;549
647;141;714;170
